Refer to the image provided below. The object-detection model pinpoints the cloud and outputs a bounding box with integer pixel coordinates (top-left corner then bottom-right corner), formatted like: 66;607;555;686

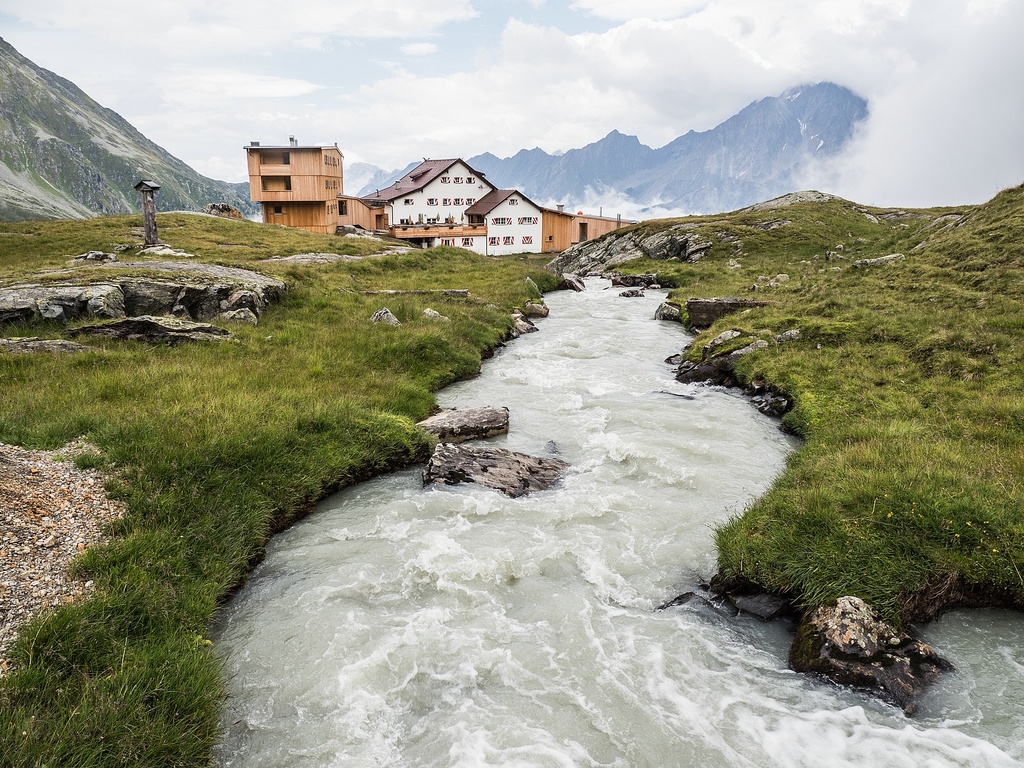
401;43;439;56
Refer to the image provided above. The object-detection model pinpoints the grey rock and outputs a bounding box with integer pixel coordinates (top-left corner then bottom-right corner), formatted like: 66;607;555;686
512;314;538;334
0;283;126;325
685;297;768;330
525;276;542;298
68;315;234;345
0;337;97;354
730;593;793;621
422;308;450;322
202;202;243;219
422;442;569;497
547;225;711;276
704;329;741;352
217;308;259;325
417;407;510;443
521;302;549;318
853;253;905;269
618;288;645;298
73;250;117;263
611;273;659;288
654;302;681;322
790;596;953;714
556;274;586;292
371;308;401;325
775;328;802;343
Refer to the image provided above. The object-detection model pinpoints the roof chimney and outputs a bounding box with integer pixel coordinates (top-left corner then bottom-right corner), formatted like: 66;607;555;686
289;136;298;147
556;204;564;212
250;140;260;146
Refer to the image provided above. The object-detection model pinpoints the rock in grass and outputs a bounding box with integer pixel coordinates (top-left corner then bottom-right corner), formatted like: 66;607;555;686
789;596;952;715
371;307;400;325
423;442;569;497
68;315;233;345
417;407;510;443
422;308;450;322
0;337;97;354
853;253;905;269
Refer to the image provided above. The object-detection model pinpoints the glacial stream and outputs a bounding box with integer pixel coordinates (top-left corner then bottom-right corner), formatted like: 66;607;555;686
214;281;1024;767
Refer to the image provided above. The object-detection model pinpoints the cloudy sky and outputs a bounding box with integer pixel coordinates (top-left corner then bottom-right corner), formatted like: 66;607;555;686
3;0;1022;208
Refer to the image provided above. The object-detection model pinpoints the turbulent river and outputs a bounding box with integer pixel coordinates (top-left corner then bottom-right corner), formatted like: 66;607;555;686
213;281;1024;767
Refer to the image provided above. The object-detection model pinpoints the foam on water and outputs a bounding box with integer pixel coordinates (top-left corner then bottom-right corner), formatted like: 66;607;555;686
214;281;1024;767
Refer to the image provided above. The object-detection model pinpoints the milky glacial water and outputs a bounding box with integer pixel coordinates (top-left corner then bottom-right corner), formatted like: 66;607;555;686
213;281;1024;767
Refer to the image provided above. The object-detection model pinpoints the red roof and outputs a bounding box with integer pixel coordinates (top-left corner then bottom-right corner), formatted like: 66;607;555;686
363;158;491;201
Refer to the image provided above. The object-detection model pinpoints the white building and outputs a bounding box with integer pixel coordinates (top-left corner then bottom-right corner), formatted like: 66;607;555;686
463;189;544;255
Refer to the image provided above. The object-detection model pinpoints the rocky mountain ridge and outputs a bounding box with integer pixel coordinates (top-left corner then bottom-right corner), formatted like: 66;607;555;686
360;83;867;216
0;37;255;222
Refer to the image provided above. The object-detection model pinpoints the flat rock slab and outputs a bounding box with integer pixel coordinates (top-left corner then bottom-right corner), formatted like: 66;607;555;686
423;442;569;497
417;407;510;443
0;338;97;354
685;297;768;330
68;316;233;345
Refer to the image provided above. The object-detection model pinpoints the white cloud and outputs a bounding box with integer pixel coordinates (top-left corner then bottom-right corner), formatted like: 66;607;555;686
401;43;439;56
570;0;709;22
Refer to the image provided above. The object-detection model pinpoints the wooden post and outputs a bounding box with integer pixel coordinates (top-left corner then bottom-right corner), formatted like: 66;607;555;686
133;179;161;245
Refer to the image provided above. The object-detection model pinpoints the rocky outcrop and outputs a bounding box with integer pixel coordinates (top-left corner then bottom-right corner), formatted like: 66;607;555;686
789;596;953;714
422;443;569;497
417;407;510;444
68;316;234;345
675;329;801;418
547;225;712;276
521;302;549;318
618;288;645;298
0;261;285;328
511;312;538;336
202;203;244;219
684;297;768;331
853;253;905;269
611;273;659;288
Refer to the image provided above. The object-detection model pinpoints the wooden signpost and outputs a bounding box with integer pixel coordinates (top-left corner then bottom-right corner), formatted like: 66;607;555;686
134;179;161;245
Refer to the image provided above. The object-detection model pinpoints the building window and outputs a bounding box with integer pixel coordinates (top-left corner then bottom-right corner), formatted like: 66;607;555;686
440;176;451;183
453;177;463;184
442;238;455;246
339;200;348;216
273;206;283;215
503;236;515;245
508;198;518;206
443;198;452;206
517;216;538;225
491;217;511;226
488;237;499;246
465;176;475;184
282;152;290;164
522;235;533;244
466;198;475;205
427;198;438;206
453;198;464;205
404;198;415;205
462;238;474;247
546;235;554;242
262;176;291;191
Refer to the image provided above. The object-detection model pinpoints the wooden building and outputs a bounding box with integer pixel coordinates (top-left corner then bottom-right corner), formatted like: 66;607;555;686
571;212;632;245
245;138;345;234
541;206;574;253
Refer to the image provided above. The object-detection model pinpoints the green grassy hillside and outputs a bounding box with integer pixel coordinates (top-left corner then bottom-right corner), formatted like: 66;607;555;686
0;214;556;766
613;186;1024;623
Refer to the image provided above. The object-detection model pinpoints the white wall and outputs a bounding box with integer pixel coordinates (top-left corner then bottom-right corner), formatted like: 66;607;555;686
483;192;543;255
392;161;493;226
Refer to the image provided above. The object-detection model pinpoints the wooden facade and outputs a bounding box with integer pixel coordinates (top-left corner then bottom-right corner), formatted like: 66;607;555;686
245;141;345;234
571;213;632;245
541;208;574;253
337;195;389;231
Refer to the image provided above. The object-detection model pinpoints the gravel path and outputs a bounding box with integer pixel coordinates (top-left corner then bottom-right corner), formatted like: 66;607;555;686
0;441;125;675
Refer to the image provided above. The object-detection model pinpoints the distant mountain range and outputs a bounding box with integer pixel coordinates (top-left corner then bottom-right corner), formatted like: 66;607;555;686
0;37;254;222
359;82;868;216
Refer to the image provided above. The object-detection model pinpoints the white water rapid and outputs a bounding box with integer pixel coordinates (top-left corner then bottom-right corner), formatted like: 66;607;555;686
213;280;1024;767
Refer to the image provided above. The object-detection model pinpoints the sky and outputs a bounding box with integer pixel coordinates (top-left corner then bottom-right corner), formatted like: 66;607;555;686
2;0;1023;209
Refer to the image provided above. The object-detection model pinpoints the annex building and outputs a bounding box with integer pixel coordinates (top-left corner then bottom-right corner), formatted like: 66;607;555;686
245;141;631;253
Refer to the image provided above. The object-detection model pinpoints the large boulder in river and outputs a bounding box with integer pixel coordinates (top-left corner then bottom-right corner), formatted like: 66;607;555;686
417;407;510;443
423;443;569;497
789;596;952;715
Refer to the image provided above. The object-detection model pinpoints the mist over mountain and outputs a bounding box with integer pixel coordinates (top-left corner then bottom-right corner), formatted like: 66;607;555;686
0;37;254;222
358;82;867;216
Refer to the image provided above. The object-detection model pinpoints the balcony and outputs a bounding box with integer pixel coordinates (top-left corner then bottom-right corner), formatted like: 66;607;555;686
389;223;488;240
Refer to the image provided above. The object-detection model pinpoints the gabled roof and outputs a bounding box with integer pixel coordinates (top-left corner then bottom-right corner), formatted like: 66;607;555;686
363;158;492;201
465;188;543;217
